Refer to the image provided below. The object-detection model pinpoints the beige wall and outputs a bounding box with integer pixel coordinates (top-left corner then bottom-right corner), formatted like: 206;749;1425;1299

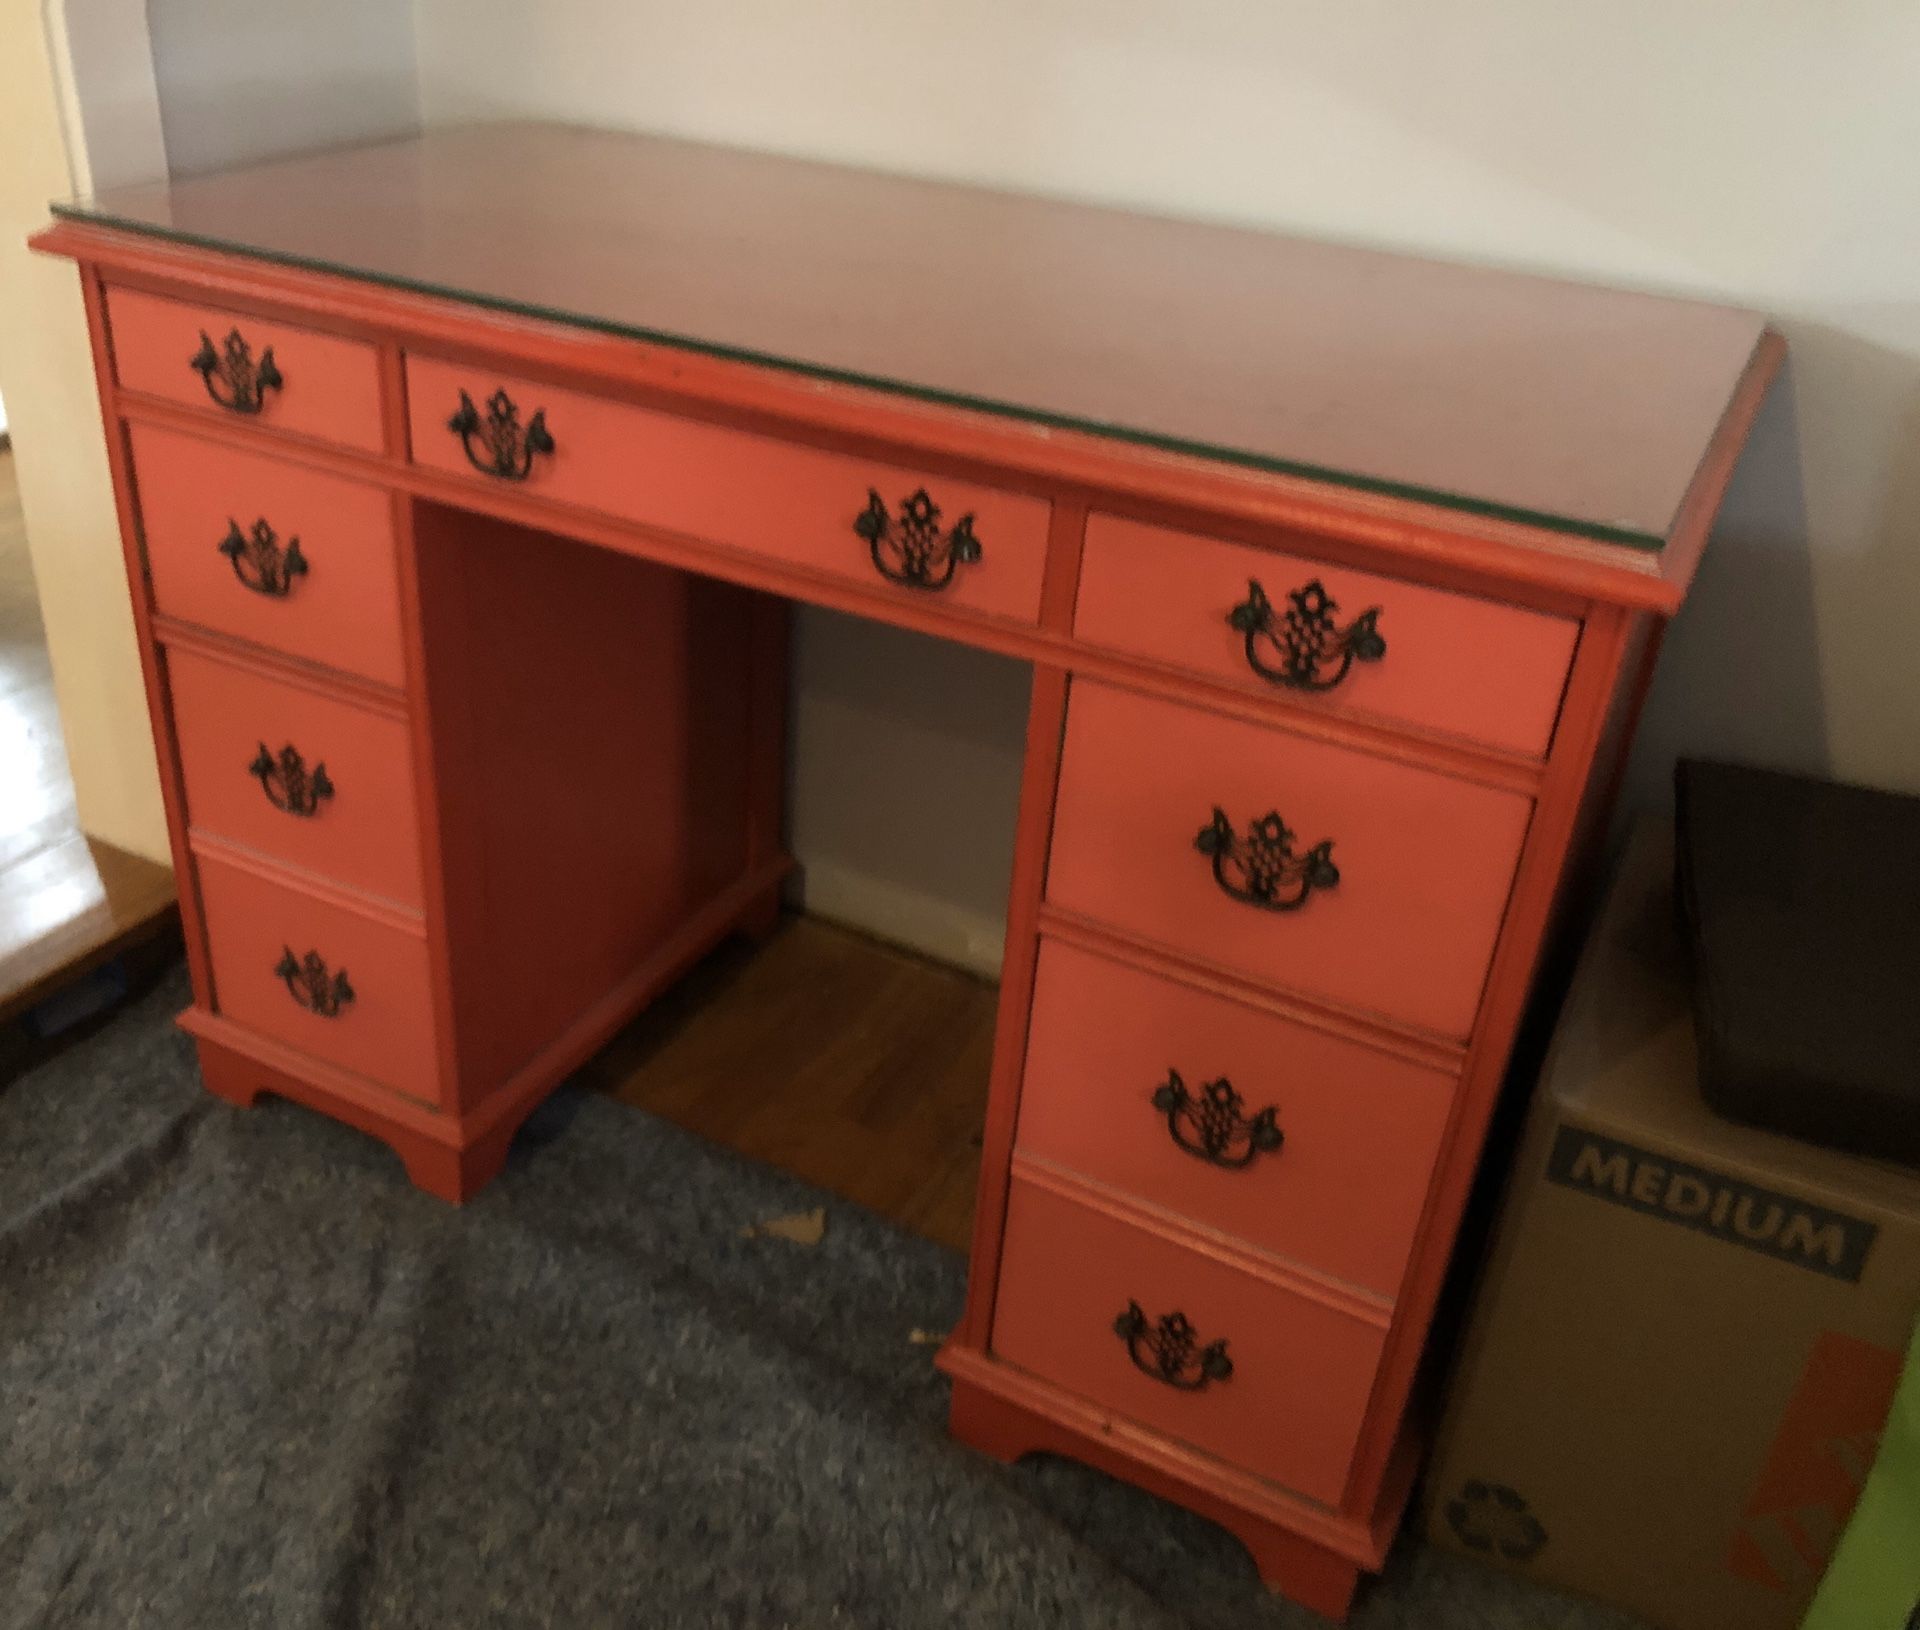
0;3;168;863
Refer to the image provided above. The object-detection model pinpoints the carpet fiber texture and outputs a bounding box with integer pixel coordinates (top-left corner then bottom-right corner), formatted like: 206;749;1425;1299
0;965;1645;1629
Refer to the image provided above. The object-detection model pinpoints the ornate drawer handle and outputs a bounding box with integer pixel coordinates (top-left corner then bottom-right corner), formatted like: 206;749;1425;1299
275;947;354;1018
854;487;982;591
1195;806;1338;912
1228;577;1384;692
189;327;282;415
249;743;334;818
1153;1069;1283;1169
1114;1301;1233;1391
449;387;555;480
218;518;308;597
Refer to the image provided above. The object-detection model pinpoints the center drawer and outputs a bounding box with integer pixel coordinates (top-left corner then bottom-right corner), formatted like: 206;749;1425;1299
404;355;1051;625
1046;680;1534;1038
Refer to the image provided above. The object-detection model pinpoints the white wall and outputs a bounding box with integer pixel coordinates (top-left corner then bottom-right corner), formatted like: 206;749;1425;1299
413;0;1920;840
789;611;1028;976
146;0;419;175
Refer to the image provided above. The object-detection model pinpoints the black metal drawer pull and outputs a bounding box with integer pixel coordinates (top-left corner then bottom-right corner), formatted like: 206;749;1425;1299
276;948;353;1018
854;487;982;591
1195;806;1338;912
190;328;282;415
219;519;307;598
249;743;334;818
449;387;555;481
1153;1069;1283;1169
1114;1301;1233;1391
1228;577;1384;692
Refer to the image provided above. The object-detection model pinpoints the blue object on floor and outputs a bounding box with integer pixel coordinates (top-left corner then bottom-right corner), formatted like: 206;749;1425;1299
20;957;131;1039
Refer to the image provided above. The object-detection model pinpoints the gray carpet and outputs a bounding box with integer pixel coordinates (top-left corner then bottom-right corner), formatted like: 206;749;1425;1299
0;963;1643;1629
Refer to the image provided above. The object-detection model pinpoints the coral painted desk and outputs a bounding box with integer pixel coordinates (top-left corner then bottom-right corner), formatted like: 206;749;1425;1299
34;125;1778;1620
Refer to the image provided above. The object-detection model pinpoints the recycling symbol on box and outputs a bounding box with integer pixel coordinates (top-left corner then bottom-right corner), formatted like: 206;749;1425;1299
1445;1480;1548;1563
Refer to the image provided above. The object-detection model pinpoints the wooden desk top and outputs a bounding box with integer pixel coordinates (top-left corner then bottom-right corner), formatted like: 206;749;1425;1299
56;123;1768;550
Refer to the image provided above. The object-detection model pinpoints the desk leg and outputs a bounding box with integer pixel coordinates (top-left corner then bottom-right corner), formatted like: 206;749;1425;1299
395;1119;519;1204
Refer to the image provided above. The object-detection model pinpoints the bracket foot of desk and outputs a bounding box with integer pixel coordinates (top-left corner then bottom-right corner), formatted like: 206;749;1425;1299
940;1341;1373;1621
393;1119;518;1203
189;1024;494;1202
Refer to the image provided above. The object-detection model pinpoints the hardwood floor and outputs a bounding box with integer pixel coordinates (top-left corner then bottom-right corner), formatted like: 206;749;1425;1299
0;448;177;1025
578;913;997;1252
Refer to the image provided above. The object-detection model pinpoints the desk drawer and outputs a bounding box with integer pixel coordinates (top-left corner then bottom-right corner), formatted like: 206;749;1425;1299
404;355;1051;625
1016;938;1453;1298
131;423;406;687
169;645;423;911
1047;680;1533;1037
196;849;438;1102
992;1170;1385;1506
107;287;383;453
1075;513;1579;757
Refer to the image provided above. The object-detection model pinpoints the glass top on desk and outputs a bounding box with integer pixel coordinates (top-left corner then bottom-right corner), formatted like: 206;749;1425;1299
55;123;1768;549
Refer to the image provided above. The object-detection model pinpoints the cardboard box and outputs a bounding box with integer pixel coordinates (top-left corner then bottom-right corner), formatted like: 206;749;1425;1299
1424;823;1920;1630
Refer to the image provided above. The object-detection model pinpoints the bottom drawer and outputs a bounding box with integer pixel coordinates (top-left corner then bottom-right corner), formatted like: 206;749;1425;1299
991;1169;1386;1506
196;848;439;1103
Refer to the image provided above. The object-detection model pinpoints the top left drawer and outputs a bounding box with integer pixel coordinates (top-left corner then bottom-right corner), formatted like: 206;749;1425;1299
105;287;384;454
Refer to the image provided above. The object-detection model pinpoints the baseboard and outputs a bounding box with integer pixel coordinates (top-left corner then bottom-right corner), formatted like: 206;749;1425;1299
793;858;1005;979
